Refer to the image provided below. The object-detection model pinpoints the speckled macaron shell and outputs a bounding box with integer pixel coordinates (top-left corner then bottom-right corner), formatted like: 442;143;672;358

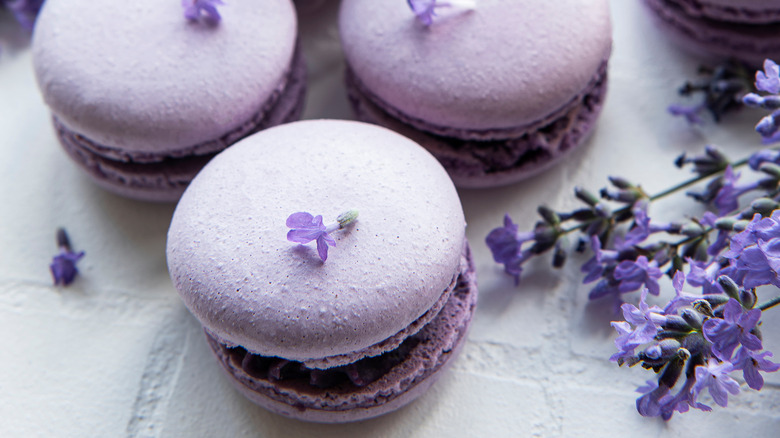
32;0;297;155
166;120;466;362
338;0;612;132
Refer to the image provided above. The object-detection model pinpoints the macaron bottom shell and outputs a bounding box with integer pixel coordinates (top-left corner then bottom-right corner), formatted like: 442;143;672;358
54;48;307;202
346;61;608;189
642;0;780;65
206;244;477;423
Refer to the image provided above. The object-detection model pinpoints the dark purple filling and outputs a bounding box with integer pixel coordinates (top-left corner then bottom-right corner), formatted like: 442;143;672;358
346;61;608;179
220;333;421;390
207;246;476;393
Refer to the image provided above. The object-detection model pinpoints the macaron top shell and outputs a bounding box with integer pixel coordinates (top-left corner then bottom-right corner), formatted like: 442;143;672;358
339;0;612;130
33;0;297;154
166;120;466;362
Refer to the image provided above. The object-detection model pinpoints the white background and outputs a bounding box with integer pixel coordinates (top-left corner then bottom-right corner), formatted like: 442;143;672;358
1;1;778;436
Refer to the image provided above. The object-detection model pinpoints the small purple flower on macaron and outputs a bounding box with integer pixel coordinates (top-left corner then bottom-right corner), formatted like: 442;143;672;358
49;228;85;286
286;210;359;262
182;0;224;23
407;0;475;27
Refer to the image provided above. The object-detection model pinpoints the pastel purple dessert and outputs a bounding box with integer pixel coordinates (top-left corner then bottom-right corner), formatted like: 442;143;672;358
642;0;780;64
166;120;478;422
32;0;305;202
339;0;612;188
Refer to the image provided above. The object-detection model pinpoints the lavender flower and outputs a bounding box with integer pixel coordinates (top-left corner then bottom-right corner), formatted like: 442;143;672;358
5;0;44;29
703;299;762;360
693;359;740;408
485;214;537;285
182;0;224;23
756;59;780;94
49;228;85;286
407;0;475;26
613;256;663;296
732;347;780;390
667;104;704;125
610;288;665;363
668;61;753;124
286;210;358;262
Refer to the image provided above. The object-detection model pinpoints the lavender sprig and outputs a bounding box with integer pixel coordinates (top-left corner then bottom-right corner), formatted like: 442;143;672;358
486;58;780;419
668;60;755;124
286;210;358;262
49;228;85;286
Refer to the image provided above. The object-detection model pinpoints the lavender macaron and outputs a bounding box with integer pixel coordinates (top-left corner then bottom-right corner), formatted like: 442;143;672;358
32;0;305;202
642;0;780;64
340;0;612;188
166;120;478;422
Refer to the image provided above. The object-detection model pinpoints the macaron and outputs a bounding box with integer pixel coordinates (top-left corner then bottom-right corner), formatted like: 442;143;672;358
641;0;780;64
166;120;478;422
339;0;612;188
32;0;305;202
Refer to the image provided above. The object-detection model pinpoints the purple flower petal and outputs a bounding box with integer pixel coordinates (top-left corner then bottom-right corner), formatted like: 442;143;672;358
316;236;330;262
756;59;780;94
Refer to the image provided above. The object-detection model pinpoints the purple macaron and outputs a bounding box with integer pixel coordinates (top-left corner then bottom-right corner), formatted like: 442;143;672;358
32;0;305;202
339;0;613;188
166;120;478;422
642;0;780;65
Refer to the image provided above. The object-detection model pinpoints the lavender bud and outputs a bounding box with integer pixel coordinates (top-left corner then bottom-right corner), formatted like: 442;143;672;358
681;309;703;329
662;315;688;331
739;288;757;309
571;209;596;221
594;203;611;218
766;96;780;109
732;219;750;231
680;223;704;237
704;145;728;163
693;299;714;317
750;197;779;215
743;93;763;106
717;275;740;300
681;332;709;357
714;217;738;230
756;115;778;137
608;176;634;189
56;228;72;251
641;340;682;364
337;209;359;228
674;153;687;169
530;228;558;254
601;188;642;203
575;187;600;207
552;240;567;268
658;357;684;388
703;294;730;308
537;206;560;226
575;237;587;253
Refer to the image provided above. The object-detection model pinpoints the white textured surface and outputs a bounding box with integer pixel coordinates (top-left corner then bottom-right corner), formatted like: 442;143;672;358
1;1;779;437
340;0;612;129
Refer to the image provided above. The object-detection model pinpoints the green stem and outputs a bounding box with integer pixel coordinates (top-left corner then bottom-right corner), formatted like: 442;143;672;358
560;157;753;237
759;296;780;311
